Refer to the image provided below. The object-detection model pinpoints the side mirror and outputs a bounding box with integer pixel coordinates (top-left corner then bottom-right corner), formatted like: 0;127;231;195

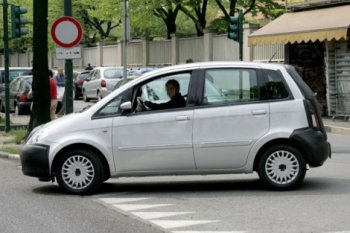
120;101;132;111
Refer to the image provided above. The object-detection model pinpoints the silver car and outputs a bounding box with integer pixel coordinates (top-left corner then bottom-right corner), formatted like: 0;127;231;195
82;67;124;102
20;62;331;194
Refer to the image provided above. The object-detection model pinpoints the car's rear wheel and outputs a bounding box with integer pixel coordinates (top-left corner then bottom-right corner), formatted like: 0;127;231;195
74;86;79;100
83;90;90;102
258;144;306;190
56;149;104;194
97;91;102;102
0;101;4;113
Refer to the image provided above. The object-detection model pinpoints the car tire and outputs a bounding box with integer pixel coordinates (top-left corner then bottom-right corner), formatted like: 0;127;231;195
0;101;4;113
258;144;306;190
74;86;79;100
83;90;90;102
97;92;102;102
56;149;104;194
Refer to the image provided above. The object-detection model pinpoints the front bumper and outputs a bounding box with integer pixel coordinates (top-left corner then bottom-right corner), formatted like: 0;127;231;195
290;128;331;167
20;144;51;181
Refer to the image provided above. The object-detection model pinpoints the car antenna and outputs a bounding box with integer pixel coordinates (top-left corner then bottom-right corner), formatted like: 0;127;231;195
268;45;282;63
268;51;277;63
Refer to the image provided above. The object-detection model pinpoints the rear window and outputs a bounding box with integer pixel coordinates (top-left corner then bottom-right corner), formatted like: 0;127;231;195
0;69;32;83
264;70;289;100
286;65;315;99
104;69;123;79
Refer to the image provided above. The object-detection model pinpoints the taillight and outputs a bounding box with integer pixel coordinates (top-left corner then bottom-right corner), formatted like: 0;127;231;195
18;95;27;102
304;99;321;128
100;80;106;88
311;113;320;128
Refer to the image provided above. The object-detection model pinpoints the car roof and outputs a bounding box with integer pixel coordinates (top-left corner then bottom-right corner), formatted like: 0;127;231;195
93;66;124;71
0;67;32;71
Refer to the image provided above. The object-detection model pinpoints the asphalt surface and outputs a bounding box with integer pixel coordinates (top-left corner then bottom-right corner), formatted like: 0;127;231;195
0;134;350;233
0;158;163;233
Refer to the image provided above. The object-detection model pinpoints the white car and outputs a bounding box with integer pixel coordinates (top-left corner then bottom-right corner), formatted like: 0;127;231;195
20;62;331;194
82;66;124;102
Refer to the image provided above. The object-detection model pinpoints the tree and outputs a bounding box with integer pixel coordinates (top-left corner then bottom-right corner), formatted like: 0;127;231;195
215;0;284;18
79;0;122;42
178;0;209;37
28;0;50;132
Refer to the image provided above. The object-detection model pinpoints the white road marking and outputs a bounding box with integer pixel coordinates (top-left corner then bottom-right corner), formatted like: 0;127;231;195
150;220;220;229
99;197;150;204
172;231;248;233
113;204;173;211
132;211;194;220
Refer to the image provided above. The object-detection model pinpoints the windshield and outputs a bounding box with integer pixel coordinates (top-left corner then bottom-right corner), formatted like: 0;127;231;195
104;69;123;79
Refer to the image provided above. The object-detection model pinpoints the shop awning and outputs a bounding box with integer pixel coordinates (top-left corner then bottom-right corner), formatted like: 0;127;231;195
249;5;350;46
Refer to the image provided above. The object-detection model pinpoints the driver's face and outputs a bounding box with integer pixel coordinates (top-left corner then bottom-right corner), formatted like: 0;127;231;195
166;84;177;98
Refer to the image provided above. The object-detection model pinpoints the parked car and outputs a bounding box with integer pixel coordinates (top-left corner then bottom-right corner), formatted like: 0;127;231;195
74;70;91;100
82;67;124;102
0;67;32;110
129;67;157;76
0;76;32;115
21;62;331;194
113;76;139;91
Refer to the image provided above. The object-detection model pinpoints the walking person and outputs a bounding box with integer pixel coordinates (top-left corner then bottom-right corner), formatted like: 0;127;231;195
49;70;58;120
54;68;65;87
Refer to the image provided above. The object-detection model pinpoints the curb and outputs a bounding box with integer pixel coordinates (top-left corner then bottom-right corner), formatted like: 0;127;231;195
325;125;350;136
0;151;20;160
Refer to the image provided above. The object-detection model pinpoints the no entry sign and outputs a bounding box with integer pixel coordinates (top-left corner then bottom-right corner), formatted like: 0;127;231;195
51;16;83;48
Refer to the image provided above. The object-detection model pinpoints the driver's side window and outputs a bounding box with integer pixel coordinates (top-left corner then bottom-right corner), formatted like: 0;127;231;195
134;73;191;112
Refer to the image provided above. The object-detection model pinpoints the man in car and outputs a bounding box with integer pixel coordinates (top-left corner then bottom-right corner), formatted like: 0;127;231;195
144;79;186;110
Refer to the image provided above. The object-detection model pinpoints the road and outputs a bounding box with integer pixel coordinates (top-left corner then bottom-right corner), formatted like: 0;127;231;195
6;100;95;125
0;134;350;233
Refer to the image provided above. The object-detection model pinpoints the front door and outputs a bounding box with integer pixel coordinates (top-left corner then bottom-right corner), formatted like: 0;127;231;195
113;72;196;172
193;68;270;170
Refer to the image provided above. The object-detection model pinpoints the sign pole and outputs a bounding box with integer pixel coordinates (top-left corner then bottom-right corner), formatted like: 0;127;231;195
64;0;73;114
122;0;128;80
2;0;11;132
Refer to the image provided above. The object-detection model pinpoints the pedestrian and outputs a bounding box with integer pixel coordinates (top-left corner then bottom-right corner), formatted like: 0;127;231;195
185;58;194;63
85;63;93;71
49;70;58;120
54;68;65;87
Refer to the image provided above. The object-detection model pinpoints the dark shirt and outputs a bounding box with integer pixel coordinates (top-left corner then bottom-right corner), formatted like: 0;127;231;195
145;93;186;110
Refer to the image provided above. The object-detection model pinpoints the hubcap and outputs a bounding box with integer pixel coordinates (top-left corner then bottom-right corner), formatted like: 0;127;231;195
61;155;95;190
265;150;300;185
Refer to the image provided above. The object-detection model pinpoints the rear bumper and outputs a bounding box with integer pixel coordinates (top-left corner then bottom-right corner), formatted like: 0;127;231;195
290;128;331;167
20;144;51;180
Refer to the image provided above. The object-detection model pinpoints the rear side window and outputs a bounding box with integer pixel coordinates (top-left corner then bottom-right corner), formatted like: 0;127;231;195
203;69;260;105
264;70;289;100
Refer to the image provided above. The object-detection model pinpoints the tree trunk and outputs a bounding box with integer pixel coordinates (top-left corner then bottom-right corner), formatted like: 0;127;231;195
165;15;176;40
28;0;50;133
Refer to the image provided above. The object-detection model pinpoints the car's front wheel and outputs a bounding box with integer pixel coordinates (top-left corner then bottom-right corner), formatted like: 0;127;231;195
56;149;104;194
258;144;306;190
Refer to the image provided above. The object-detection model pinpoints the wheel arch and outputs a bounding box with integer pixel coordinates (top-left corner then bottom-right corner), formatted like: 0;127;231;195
253;138;311;172
51;143;111;181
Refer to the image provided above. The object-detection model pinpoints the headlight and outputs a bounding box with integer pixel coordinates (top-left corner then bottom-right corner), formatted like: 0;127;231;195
27;128;49;145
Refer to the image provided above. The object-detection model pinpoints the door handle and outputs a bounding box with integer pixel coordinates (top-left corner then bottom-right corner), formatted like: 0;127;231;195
175;116;190;121
252;110;267;116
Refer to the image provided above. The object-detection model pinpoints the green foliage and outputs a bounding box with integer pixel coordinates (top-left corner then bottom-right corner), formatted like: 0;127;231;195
0;147;22;154
0;0;285;51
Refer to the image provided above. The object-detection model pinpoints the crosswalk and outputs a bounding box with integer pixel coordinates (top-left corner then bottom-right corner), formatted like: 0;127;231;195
94;193;350;233
96;195;248;233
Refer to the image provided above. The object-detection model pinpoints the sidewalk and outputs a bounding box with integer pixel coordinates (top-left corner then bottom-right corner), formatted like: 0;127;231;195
323;117;350;136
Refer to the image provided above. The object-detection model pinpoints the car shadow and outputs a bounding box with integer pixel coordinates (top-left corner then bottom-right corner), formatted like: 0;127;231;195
32;176;350;197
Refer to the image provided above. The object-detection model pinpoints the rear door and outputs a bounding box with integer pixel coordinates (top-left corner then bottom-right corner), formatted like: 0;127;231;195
193;68;270;170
